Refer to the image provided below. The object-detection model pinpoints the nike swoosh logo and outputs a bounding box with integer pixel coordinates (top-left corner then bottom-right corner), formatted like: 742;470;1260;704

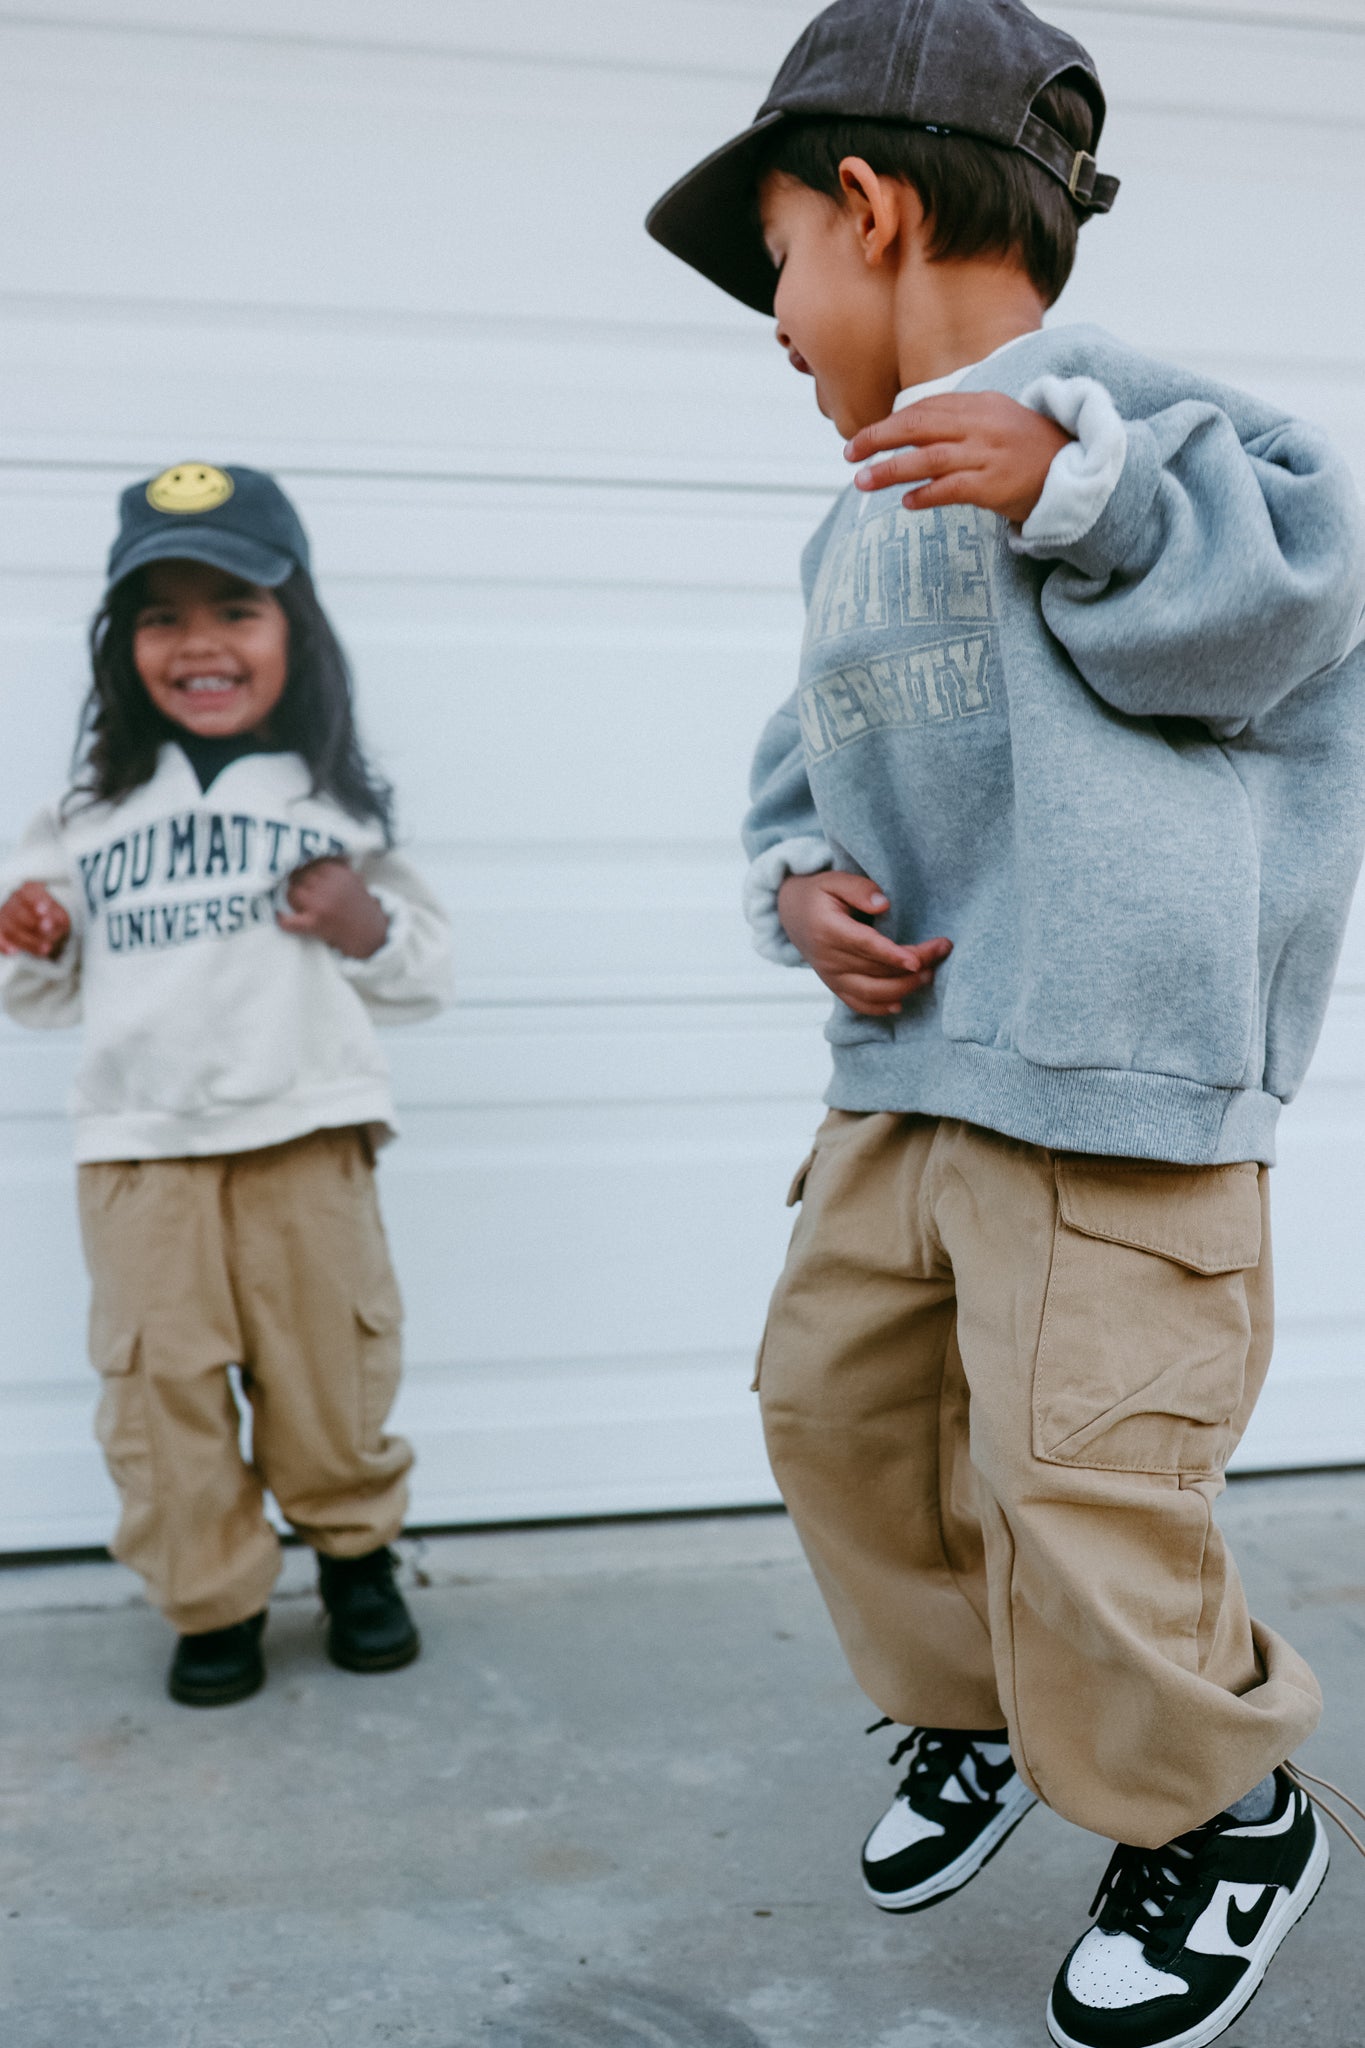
975;1759;1017;1800
1227;1886;1277;1948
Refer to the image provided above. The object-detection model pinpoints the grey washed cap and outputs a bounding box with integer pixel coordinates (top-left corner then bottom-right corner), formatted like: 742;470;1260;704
107;463;311;594
646;0;1118;314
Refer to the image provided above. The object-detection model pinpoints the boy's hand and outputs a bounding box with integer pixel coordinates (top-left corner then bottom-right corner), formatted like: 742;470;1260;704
0;882;72;960
277;859;389;960
845;392;1073;525
777;871;952;1017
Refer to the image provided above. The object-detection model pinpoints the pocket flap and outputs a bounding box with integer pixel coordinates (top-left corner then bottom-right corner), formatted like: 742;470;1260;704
356;1295;403;1337
786;1150;817;1208
89;1325;138;1377
1055;1159;1261;1275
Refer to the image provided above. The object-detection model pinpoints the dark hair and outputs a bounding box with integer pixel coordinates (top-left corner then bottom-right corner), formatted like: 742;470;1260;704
758;72;1099;306
69;565;395;842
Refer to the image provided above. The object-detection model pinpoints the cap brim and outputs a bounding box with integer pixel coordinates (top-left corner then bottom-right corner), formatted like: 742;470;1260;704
106;526;296;594
646;110;786;315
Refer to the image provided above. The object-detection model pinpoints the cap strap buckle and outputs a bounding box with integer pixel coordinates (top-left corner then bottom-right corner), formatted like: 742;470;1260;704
1067;149;1097;201
1017;113;1118;214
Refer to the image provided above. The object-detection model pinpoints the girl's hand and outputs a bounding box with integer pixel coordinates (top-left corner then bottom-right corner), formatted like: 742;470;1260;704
845;392;1073;525
277;859;389;960
777;871;952;1017
0;882;72;960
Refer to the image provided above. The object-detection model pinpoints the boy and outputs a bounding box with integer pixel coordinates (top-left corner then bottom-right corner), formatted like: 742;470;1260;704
646;2;1365;2043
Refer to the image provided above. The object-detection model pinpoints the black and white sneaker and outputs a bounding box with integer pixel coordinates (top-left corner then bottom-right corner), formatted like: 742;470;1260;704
1048;1768;1329;2048
861;1724;1038;1913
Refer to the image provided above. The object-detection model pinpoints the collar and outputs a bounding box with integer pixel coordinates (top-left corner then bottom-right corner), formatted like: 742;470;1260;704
169;731;283;796
893;329;1037;411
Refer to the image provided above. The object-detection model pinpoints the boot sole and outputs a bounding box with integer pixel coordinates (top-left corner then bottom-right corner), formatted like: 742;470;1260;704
864;1787;1039;1914
167;1665;265;1708
1045;1811;1330;2048
326;1629;421;1674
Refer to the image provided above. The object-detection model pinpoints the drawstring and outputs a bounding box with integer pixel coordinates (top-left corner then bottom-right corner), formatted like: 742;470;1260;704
1284;1762;1365;1861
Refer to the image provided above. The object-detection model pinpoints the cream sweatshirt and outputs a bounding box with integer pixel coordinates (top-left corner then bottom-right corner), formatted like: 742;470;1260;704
0;744;453;1161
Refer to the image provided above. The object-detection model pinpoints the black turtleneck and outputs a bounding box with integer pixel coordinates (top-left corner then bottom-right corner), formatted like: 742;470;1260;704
173;730;281;795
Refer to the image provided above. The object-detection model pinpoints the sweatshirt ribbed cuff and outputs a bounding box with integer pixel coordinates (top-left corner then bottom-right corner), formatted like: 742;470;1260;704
742;836;833;966
0;946;72;982
1011;375;1128;555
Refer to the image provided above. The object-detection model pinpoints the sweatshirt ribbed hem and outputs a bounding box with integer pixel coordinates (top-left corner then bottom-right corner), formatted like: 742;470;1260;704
71;1080;397;1163
827;1037;1281;1166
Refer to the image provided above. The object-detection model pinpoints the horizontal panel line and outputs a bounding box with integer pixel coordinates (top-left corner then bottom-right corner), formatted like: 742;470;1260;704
2;984;1360;1016
390;1091;823;1113
1;3;1360;53
0;11;776;82
0;565;812;596
400;995;822;1016
0;11;1359;107
0;455;834;506
0;1349;757;1399
0;578;808;605
0;1093;822;1124
1167;349;1365;387
1270;1315;1365;1337
1071;1;1364;29
0;1093;828;1127
0;835;749;860
0;985;1356;1014
6;296;1365;383
0;1000;822;1029
7;1360;1365;1396
0;993;814;1023
0;288;764;353
0;1018;829;1050
401;1348;751;1380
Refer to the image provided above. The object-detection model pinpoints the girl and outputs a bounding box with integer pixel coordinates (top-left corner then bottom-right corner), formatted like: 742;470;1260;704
0;463;452;1706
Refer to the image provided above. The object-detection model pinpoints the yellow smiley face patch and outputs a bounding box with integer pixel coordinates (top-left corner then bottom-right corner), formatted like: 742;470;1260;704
146;463;235;515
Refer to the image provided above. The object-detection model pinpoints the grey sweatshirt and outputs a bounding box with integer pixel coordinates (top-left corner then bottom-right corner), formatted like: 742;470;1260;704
743;324;1365;1166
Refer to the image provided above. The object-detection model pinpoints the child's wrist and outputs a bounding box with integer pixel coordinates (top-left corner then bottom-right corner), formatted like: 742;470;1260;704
336;895;390;960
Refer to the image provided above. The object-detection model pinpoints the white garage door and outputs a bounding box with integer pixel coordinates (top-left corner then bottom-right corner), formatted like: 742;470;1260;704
2;0;1363;1551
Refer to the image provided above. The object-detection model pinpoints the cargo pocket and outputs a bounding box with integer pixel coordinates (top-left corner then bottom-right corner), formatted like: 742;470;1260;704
86;1324;151;1504
1033;1157;1262;1476
751;1143;821;1392
356;1288;404;1446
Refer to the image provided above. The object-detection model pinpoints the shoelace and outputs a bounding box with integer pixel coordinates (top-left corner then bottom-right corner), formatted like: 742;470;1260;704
1090;1764;1365;1968
1285;1762;1365;1861
866;1718;1003;1809
1088;1826;1213;1967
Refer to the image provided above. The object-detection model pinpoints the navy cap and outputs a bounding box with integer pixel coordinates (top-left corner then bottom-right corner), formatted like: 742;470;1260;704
107;463;312;592
647;0;1118;314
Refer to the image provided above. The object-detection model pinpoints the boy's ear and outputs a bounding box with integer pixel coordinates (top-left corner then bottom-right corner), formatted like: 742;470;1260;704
837;156;919;272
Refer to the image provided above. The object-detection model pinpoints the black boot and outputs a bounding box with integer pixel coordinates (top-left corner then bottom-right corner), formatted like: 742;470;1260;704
167;1610;267;1706
317;1548;420;1673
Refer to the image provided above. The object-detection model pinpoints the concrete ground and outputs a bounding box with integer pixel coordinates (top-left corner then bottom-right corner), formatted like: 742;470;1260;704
1;1474;1363;2048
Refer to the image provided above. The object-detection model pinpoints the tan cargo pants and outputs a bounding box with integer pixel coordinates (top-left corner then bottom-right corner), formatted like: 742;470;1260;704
78;1126;413;1634
757;1111;1321;1849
